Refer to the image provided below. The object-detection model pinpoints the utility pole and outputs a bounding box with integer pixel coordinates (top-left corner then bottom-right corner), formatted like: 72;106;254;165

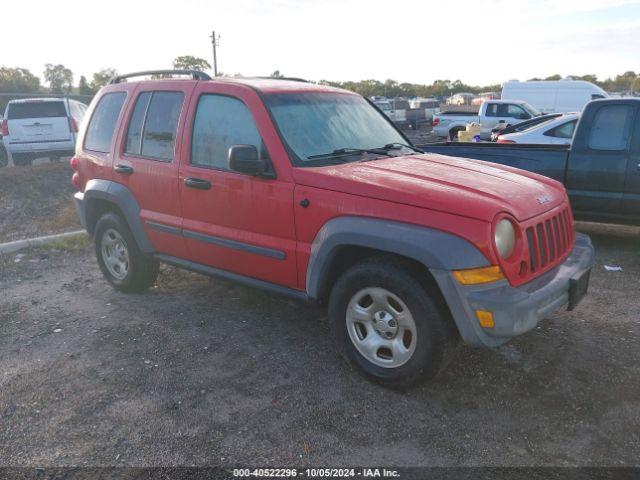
210;30;220;76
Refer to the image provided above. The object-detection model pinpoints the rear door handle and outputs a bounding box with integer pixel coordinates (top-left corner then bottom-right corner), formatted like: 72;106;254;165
184;177;211;190
114;164;133;175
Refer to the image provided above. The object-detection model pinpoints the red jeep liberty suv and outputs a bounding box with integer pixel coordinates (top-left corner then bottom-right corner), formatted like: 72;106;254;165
71;70;595;388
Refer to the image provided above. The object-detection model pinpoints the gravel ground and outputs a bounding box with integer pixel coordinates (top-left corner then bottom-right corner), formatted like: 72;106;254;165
0;162;79;243
0;222;638;467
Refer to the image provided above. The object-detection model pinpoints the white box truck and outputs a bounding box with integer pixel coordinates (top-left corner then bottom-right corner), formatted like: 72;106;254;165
501;79;608;114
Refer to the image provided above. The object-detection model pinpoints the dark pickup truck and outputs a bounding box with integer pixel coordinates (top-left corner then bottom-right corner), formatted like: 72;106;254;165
420;98;640;226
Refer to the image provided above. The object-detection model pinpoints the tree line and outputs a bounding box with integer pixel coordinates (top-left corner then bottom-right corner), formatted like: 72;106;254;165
1;56;639;99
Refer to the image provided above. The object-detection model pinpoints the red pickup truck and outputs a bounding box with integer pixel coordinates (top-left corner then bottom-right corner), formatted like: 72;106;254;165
71;70;595;388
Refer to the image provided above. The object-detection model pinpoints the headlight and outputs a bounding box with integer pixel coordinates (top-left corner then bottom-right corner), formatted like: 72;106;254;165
495;219;516;259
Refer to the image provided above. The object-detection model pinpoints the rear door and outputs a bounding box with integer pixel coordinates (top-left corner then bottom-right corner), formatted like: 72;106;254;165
566;102;634;217
6;100;72;144
111;82;195;259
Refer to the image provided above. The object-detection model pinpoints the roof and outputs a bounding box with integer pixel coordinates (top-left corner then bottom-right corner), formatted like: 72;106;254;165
8;97;67;104
108;70;353;95
207;77;352;95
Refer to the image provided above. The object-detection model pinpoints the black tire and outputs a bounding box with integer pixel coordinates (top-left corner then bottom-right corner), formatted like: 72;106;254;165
449;127;464;141
328;257;458;389
94;212;159;293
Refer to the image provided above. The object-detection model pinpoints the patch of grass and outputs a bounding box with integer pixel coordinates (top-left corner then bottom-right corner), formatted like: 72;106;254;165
46;233;91;252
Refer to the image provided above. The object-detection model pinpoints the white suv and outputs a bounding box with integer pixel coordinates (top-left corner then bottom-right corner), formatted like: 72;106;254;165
1;97;87;166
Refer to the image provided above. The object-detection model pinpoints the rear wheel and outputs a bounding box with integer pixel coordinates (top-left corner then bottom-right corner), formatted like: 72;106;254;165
94;212;159;293
328;257;458;389
449;127;464;141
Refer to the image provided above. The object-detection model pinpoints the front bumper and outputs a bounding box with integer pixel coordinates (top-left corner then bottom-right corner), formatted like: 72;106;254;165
432;233;595;347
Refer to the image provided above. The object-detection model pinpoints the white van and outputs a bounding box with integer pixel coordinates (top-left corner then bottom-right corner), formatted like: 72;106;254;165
501;79;608;114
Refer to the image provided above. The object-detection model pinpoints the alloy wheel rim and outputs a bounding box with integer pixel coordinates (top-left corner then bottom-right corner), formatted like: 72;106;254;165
101;228;130;280
345;287;417;368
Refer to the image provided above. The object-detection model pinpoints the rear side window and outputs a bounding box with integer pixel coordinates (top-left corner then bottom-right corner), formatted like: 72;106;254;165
191;95;263;170
7;101;66;119
545;120;577;139
588;105;633;151
125;92;152;154
84;92;127;153
125;91;183;161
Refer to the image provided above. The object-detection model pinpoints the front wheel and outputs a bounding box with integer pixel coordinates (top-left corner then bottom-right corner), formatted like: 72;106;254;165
94;212;159;293
328;257;458;389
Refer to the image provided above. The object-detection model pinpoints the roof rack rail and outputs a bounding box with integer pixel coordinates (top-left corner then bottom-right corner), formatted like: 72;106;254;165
254;76;310;83
108;70;212;85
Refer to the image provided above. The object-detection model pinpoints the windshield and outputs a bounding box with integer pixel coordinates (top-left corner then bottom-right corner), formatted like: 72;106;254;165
265;93;409;165
521;102;542;117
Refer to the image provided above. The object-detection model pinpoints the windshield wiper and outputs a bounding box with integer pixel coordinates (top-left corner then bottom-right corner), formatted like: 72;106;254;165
381;142;424;153
307;147;394;161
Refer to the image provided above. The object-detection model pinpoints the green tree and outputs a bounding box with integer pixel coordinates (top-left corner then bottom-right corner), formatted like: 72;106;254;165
172;55;211;71
270;70;285;78
90;68;117;91
78;75;94;95
44;63;73;93
544;74;562;81
0;67;41;92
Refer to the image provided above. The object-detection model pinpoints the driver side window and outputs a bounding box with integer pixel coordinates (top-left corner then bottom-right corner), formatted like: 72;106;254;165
191;94;265;170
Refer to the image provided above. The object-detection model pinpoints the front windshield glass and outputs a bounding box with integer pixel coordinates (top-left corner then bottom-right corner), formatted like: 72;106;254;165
265;93;408;164
522;102;542;117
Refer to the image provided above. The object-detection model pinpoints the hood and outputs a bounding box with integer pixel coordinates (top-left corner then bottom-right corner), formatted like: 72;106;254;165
292;153;566;222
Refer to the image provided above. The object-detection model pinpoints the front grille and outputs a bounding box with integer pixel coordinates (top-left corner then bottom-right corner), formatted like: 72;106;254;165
525;207;574;273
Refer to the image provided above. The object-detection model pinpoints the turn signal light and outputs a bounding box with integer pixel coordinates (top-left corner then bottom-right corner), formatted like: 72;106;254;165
70;156;79;171
453;265;504;285
71;172;80;189
1;119;8;136
475;310;495;328
432;118;440;127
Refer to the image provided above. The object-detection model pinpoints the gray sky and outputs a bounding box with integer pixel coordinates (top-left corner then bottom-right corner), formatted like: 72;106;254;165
3;0;640;86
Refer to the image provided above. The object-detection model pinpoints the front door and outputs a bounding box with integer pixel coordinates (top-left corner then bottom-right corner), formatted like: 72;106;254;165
178;86;298;288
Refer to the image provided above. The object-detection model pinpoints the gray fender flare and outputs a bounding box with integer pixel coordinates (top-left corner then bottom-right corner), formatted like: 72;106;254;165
81;179;154;253
305;216;489;300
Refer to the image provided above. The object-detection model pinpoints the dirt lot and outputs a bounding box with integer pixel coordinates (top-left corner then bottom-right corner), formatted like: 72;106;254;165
0;162;79;243
0;221;638;467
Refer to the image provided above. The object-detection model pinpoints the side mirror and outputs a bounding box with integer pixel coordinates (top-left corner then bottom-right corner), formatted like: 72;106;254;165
228;145;266;176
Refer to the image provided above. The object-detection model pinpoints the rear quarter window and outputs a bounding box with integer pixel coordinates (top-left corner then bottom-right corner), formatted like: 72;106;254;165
8;101;66;119
84;92;127;153
588;105;633;151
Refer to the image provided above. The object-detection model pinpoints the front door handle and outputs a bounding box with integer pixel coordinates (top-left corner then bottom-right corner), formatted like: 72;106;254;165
184;177;212;190
114;164;133;175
